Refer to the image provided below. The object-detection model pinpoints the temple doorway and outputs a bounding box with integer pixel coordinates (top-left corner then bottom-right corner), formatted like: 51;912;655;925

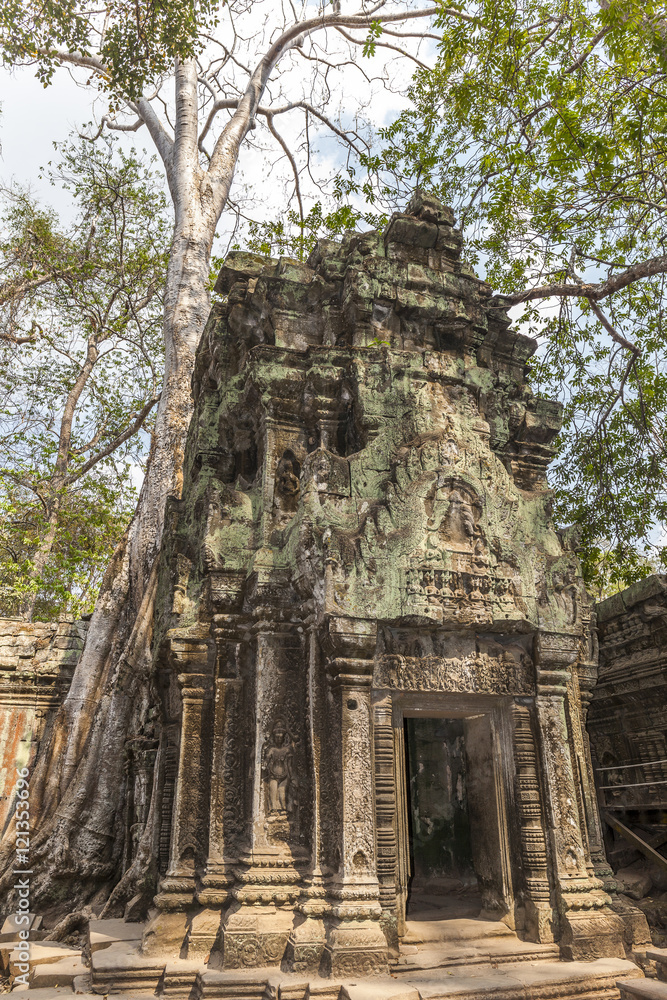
404;717;483;921
393;702;514;938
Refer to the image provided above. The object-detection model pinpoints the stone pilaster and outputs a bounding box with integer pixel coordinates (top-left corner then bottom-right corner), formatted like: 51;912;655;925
572;618;613;885
190;621;244;958
287;628;327;975
154;666;213;910
220;627;306;970
535;632;624;961
322;618;387;978
372;694;399;952
145;636;213;958
511;701;555;943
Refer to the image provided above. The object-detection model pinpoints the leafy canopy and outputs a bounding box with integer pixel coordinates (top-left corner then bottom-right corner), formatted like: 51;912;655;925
0;0;218;102
0;137;170;618
369;0;667;592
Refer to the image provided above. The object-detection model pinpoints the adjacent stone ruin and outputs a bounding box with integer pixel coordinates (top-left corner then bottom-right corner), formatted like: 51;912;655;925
590;575;667;945
142;191;632;974
0;616;87;830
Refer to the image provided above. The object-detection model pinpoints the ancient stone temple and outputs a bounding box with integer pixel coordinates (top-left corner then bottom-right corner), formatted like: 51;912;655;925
146;192;628;977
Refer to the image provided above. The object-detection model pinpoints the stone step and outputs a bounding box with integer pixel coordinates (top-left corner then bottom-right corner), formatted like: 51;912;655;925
197;970;346;1000
4;989;89;999
29;955;88;988
8;942;81;984
162;958;207;997
647;947;667;977
90;939;165;994
618;980;667;999
88;916;144;953
0;913;42;943
10;990;143;999
392;935;560;973
363;959;643;1000
402;916;515;945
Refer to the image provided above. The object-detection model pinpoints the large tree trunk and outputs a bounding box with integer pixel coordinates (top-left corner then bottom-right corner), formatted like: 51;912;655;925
0;216;215;913
0;41;265;914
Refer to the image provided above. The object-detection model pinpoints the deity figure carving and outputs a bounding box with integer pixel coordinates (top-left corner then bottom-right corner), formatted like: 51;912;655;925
276;452;301;497
445;489;476;541
263;721;294;814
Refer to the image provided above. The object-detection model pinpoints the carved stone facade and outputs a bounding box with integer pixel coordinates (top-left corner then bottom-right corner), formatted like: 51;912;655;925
146;192;627;974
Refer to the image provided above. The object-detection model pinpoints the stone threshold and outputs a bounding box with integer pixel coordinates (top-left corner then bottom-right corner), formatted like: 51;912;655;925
2;918;645;1000
7;956;645;1000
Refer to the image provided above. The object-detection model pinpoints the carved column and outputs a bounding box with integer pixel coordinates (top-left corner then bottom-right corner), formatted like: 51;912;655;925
534;631;624;961
123;727;159;873
189;619;244;958
156;670;212;903
571;618;610;882
220;626;307;970
372;693;398;951
511;701;554;943
322;618;388;978
575;619;652;954
287;628;328;974
146;635;213;956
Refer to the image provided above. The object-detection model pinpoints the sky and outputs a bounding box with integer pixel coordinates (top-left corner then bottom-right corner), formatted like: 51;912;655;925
0;68;97;214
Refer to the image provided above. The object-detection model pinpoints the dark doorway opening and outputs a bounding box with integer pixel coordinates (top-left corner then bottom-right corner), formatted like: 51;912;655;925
404;716;483;921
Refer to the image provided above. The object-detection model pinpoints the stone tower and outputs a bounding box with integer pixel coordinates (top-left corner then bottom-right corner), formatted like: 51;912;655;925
146;192;625;974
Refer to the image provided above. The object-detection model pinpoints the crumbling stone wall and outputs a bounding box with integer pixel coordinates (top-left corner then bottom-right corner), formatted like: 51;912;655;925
591;575;667;941
0;616;87;831
592;574;667;785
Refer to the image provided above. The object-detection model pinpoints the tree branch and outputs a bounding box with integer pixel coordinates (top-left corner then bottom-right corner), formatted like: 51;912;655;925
505;254;667;305
34;46;108;76
66;394;161;485
265;114;304;225
0;273;64;306
134;98;176;195
334;25;430;70
587;299;639;356
205;2;445;215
